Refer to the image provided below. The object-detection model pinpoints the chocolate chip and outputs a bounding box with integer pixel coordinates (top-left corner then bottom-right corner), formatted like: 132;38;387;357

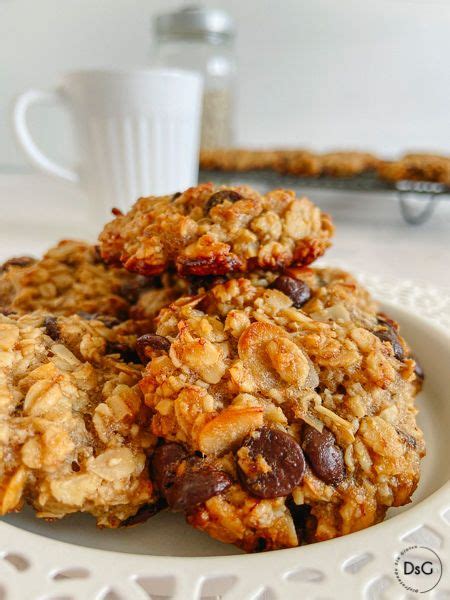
166;463;232;512
151;443;188;493
237;427;306;499
286;499;317;544
106;342;140;363
111;207;123;216
204;190;243;215
71;461;80;472
151;443;232;512
374;325;404;361
136;334;171;364
1;256;35;272
269;276;311;308
44;316;60;341
120;498;167;527
171;192;182;201
302;425;345;486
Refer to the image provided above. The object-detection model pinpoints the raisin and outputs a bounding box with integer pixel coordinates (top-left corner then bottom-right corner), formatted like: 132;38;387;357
44;316;60;341
136;334;171;364
204;190;242;215
269;276;311;308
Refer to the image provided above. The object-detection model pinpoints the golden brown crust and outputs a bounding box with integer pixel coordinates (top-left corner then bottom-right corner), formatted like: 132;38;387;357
378;153;450;185
98;184;334;278
200;148;380;177
140;268;424;552
0;312;158;527
0;240;148;320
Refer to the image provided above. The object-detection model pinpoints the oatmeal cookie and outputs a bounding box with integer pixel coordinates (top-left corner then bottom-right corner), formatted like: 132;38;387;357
0;311;160;527
98;183;334;278
274;150;322;177
140;269;424;552
319;151;380;177
378;153;450;185
0;240;150;320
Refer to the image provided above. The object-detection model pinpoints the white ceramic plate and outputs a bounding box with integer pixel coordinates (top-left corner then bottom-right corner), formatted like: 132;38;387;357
1;300;449;600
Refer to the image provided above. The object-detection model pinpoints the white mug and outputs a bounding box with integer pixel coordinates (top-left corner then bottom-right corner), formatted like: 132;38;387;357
13;69;203;222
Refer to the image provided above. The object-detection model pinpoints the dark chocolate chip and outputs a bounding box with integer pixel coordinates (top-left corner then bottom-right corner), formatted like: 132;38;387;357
151;443;231;512
71;461;80;472
120;498;167;527
172;192;182;201
166;464;232;512
44;316;60;341
286;498;317;543
151;443;189;493
237;427;306;499
1;256;35;271
269;276;311;308
302;425;345;486
255;537;267;552
106;342;140;363
111;207;123;216
136;334;171;364
204;190;243;215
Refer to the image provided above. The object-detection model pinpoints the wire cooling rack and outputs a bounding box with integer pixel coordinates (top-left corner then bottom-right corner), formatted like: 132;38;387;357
199;169;450;225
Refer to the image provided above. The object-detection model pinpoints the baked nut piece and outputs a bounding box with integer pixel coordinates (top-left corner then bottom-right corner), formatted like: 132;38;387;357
140;269;424;552
319;151;380;177
0;311;159;527
378;153;450;185
98;183;334;277
0;240;149;320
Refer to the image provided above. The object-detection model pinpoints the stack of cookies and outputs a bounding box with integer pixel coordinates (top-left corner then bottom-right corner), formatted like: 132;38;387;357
0;183;425;553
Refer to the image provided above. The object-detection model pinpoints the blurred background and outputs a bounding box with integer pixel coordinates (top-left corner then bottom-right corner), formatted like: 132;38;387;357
1;0;450;170
0;0;449;288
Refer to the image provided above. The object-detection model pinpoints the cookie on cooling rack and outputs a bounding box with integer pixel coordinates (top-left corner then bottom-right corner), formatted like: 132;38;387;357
378;153;450;185
139;268;425;552
0;311;162;527
98;183;334;278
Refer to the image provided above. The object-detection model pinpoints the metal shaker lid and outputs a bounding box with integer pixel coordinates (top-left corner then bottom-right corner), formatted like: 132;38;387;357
154;5;235;41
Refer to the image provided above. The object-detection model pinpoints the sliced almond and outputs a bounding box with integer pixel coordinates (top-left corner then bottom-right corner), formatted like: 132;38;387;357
238;321;287;391
198;406;264;456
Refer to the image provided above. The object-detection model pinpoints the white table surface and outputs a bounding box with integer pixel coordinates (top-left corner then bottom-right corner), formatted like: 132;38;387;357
1;174;449;294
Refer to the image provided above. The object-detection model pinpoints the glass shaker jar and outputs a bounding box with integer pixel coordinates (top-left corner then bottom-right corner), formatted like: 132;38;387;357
152;5;236;148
